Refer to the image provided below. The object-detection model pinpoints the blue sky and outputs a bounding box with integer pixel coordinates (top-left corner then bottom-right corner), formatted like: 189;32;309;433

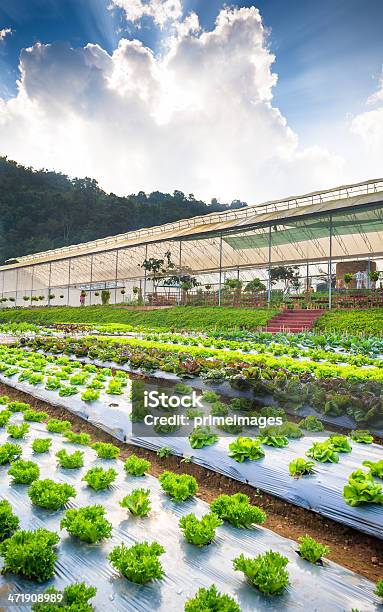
1;0;382;137
0;0;382;201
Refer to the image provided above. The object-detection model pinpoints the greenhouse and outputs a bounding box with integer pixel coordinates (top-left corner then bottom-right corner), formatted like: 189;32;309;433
1;178;383;309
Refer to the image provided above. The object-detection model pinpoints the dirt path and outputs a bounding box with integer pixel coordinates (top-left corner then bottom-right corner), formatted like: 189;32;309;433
1;381;382;583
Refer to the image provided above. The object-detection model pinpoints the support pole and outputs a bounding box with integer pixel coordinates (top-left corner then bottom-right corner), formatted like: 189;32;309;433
328;215;333;310
89;255;93;306
267;225;272;307
218;234;223;306
178;240;182;305
67;259;71;307
47;262;52;307
15;269;19;308
30;267;34;303
114;250;119;304
143;244;148;305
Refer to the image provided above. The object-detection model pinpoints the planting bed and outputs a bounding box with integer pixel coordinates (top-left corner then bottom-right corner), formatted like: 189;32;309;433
0;415;381;611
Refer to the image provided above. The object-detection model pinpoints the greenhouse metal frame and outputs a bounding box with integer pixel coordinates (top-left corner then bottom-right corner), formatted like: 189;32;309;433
1;177;383;309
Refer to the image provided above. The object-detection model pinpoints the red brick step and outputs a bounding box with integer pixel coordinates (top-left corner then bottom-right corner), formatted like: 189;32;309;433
263;309;325;333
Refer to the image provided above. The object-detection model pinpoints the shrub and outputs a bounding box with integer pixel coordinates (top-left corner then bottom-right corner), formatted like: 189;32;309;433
124;454;150;476
81;389;100;402
28;479;76;510
0;410;11;427
60;505;112;543
0;442;22;464
64;431;91;445
233;550;289;595
23;409;49;422
343;469;383;506
189;426;218;449
184;585;240;612
8;401;29;412
179;512;222;546
210;493;266;528
7;423;30;439
46;418;72;433
298;535;330;563
120;488;151;516
8;459;40;484
306;441;339;463
82;466;117;490
228;437;265;462
159;471;198;502
0;528;59;582
0;500;19;542
92;442;120;459
109;541;165;584
56;449;84;469
32;438;52;453
298;415;324;432
289;458;315;478
32;582;97;611
350;430;373;444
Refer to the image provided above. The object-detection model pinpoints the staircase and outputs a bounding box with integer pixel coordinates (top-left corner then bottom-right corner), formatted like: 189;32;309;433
264;309;325;333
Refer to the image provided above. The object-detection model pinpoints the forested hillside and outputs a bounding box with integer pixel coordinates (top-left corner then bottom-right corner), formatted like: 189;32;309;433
0;157;246;264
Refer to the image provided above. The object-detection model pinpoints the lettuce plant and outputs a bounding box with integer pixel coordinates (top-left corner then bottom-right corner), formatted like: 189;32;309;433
28;479;76;510
159;471;198;502
109;541;165;584
343;469;383;506
179;512;222;546
349;430;373;444
0;442;22;464
184;585;240;612
0;395;9;405
64;431;91;445
362;459;383;479
32;438;52;453
189;426;218;449
82;466;117;490
210;493;266;528
156;446;172;458
228;437;265;462
328;434;352;453
32;582;97;611
306;441;339;463
375;580;383;600
8;459;40;484
259;435;289;448
7;422;30;439
81;389;100;402
46;418;72;433
298;535;330;563
120;488;151;516
0;528;59;582
298;416;324;432
124;454;150;476
289;458;315;478
60;505;112;543
58;385;79;397
233;550;289;595
202;391;220;403
92;442;120;459
23;409;48;422
106;379;123;395
45;377;61;390
0;410;11;427
210;401;229;416
0;500;19;541
56;449;84;469
7;402;30;412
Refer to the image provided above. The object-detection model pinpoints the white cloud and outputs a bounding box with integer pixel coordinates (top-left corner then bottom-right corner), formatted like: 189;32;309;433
350;71;383;175
0;27;12;41
111;0;182;27
0;7;345;202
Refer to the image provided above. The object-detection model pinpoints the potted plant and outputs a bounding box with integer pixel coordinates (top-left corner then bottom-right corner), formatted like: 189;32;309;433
60;294;64;299
101;289;110;305
368;270;380;287
23;296;30;301
38;296;44;301
94;291;100;297
48;294;55;300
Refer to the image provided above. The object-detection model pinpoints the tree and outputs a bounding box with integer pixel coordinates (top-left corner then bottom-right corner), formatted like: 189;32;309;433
140;250;175;294
270;266;300;291
244;278;266;292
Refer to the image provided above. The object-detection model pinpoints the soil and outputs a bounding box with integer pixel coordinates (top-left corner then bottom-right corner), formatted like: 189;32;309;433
1;381;383;583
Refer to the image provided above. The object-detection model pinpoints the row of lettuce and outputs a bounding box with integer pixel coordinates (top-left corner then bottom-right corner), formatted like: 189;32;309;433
4;417;382;610
12;337;383;428
1;396;383;510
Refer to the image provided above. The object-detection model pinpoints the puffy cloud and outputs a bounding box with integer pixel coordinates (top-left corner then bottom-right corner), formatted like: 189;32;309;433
110;0;182;27
350;70;383;173
0;6;344;202
0;27;12;41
